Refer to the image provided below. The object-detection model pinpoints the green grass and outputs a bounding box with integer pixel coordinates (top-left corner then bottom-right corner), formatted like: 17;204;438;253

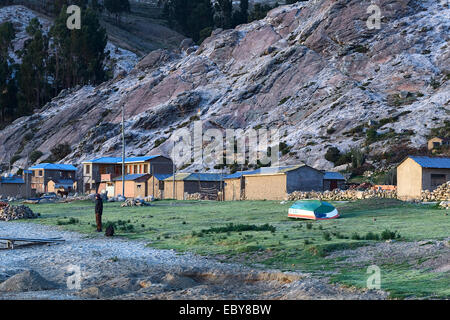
17;198;450;298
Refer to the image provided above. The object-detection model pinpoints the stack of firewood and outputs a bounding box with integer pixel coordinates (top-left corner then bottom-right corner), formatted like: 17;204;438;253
0;204;39;221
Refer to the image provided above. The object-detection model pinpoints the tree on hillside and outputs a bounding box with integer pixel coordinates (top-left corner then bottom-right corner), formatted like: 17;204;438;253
0;22;17;124
17;18;51;117
104;0;130;24
215;0;233;29
248;3;277;22
50;7;107;91
163;0;214;43
233;0;249;26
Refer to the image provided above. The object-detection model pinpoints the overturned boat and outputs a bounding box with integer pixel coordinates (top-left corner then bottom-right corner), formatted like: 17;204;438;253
288;200;339;220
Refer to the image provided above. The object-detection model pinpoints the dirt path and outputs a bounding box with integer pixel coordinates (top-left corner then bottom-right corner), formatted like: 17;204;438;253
0;221;387;300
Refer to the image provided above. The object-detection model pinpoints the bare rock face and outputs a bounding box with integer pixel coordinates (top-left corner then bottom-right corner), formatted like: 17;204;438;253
0;270;58;292
0;0;449;171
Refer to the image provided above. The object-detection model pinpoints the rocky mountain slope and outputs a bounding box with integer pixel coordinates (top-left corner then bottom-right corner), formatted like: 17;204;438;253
1;0;449;173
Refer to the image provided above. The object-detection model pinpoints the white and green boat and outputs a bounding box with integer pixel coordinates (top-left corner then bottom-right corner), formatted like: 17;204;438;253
288;200;339;220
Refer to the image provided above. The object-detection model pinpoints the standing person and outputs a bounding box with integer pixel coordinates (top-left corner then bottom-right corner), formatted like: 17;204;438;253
95;193;103;232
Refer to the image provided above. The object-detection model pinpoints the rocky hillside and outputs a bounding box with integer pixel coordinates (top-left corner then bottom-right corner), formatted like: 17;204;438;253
1;0;449;173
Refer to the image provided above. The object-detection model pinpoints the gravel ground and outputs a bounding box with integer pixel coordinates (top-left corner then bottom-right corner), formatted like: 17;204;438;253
0;221;387;300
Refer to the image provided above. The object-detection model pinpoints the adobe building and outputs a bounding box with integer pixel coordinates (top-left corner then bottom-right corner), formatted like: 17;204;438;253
47;179;77;194
397;156;450;200
29;163;77;194
225;165;324;201
0;175;26;198
427;137;449;151
163;173;224;200
323;172;346;191
112;174;152;199
82;155;173;194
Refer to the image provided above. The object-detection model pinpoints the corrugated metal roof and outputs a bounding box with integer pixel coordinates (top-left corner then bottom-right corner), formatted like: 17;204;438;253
164;173;223;181
0;176;24;184
29;163;77;171
83;155;162;164
409;156;450;169
225;165;310;179
50;179;75;187
225;169;260;179
113;174;149;181
153;173;172;181
324;172;346;180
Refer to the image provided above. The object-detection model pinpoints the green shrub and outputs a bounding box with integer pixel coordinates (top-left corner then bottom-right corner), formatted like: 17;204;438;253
381;229;400;240
10;155;21;165
49;143;72;162
306;223;313;230
29;150;43;163
364;232;380;241
323;232;332;241
351;232;361;240
57;217;79;225
197;223;276;235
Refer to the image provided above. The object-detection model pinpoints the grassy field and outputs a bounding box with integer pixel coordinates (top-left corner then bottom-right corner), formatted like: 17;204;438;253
18;199;450;299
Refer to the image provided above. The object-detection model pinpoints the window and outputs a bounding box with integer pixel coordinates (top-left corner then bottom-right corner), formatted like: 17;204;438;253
433;142;441;148
430;174;446;188
144;164;148;173
38;170;43;177
85;165;90;175
137;184;141;189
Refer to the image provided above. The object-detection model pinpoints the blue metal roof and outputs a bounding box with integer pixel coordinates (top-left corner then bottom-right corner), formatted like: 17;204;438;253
225;165;313;179
324;172;346;180
153;173;172;180
84;155;162;164
185;173;223;181
51;179;75;187
0;176;24;184
225;169;260;179
29;163;77;171
409;156;450;169
164;173;224;181
113;174;148;181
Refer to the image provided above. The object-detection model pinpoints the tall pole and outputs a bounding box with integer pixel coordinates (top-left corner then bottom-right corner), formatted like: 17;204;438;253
122;103;125;199
172;159;175;200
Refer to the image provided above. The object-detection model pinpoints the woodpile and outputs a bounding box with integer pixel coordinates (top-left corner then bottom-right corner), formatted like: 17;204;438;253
421;182;450;202
120;199;151;207
185;193;217;200
288;189;397;201
439;201;450;209
0;204;39;221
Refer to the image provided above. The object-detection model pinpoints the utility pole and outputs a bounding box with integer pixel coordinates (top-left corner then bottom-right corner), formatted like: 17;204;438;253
122;103;125;199
172;157;176;200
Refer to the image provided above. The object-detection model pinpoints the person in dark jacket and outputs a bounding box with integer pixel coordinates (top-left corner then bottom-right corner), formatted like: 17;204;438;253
94;193;103;232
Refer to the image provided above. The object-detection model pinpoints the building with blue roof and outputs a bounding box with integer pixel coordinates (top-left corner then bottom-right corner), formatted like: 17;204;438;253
224;164;324;201
163;172;224;200
83;155;173;196
397;156;450;200
323;172;346;191
0;175;27;198
29;163;77;194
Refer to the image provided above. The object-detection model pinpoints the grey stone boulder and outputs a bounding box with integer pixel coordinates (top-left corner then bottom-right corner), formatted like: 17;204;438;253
0;270;58;292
